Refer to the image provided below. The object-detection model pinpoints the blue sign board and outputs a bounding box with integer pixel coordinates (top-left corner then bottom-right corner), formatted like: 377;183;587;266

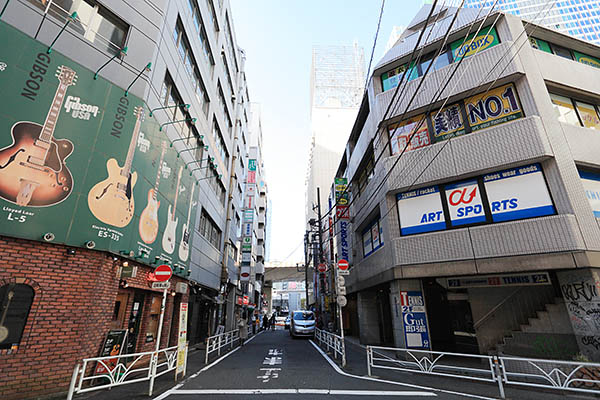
400;291;430;349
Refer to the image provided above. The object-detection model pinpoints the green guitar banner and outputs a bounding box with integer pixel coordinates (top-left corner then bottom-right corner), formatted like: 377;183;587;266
0;21;198;271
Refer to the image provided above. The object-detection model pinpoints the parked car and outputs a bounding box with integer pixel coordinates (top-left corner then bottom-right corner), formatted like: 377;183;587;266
284;316;291;329
275;310;289;327
290;310;315;338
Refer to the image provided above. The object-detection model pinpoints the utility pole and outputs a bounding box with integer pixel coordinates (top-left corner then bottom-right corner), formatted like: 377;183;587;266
304;232;310;308
316;187;325;328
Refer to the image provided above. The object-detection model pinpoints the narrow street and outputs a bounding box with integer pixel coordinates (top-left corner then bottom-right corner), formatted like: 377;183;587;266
154;330;476;400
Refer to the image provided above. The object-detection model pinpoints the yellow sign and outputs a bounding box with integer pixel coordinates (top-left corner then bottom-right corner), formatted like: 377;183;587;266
176;302;188;376
464;83;523;132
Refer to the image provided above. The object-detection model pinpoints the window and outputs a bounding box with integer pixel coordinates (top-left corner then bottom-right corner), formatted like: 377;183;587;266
212;119;229;166
186;0;216;71
41;0;128;56
217;83;232;134
160;73;201;143
221;51;236;103
199;209;221;248
206;0;219;32
353;147;375;198
575;100;600;129
0;284;34;349
550;44;574;59
362;218;383;258
224;14;239;72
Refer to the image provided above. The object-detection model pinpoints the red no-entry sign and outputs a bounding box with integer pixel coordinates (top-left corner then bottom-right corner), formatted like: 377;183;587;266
154;264;172;282
338;259;349;271
318;263;327;273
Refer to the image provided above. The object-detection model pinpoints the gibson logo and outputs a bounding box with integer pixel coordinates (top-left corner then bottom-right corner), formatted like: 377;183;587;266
64;96;99;120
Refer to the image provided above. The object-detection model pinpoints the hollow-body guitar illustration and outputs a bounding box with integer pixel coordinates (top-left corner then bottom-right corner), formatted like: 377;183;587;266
139;141;167;244
162;166;182;254
178;184;195;262
87;107;143;227
0;66;77;207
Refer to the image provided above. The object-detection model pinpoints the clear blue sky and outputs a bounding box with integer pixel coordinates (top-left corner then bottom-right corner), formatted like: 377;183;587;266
229;1;424;263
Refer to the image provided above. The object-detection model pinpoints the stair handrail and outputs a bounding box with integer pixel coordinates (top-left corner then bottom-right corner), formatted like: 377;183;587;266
473;287;526;330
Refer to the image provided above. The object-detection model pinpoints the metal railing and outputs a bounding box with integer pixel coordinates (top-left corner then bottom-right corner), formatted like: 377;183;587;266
367;345;600;398
204;329;240;364
66;345;180;400
315;328;346;367
500;355;600;395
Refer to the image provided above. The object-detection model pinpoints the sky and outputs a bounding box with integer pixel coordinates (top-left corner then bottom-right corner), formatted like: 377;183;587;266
229;1;424;263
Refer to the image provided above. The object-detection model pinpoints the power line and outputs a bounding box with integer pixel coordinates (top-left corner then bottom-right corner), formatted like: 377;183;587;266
363;0;386;91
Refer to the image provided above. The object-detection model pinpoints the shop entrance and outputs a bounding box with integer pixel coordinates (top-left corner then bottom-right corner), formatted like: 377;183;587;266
423;278;478;354
375;284;394;346
126;291;145;354
110;292;129;330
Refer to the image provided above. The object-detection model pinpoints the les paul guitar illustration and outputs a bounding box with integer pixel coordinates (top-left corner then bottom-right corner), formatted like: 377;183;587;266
0;65;76;207
139;141;167;244
178;184;195;262
162;166;183;254
87;107;143;227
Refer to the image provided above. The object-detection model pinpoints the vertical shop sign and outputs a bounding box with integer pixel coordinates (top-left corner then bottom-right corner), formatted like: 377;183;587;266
399;291;430;349
176;302;188;376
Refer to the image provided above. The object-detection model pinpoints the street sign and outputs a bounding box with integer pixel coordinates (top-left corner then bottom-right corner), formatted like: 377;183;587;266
339;270;350;276
318;263;327;273
337;295;347;307
152;281;171;290
338;259;349;271
154;265;172;282
337;276;345;287
338;286;347;296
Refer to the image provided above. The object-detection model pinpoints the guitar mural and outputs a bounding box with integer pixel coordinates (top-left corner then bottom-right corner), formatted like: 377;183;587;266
139;141;167;244
87;107;143;228
0;65;76;207
178;184;195;262
162;166;182;254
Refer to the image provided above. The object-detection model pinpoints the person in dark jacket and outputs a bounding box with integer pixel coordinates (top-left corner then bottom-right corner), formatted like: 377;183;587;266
269;313;276;331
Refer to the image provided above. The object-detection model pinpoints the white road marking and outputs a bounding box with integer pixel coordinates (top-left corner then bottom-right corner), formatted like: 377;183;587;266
153;331;263;400
263;356;282;365
257;367;281;382
309;340;497;400
168;389;436;396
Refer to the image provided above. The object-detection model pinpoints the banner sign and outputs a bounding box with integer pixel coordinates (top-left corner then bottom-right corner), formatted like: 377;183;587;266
243;210;254;222
248;159;257;171
444;179;485;226
388;114;430;156
483;164;555;222
579;170;600;218
176;302;188;375
0;22;198;269
247;170;256;184
397;186;445;235
450;26;500;61
573;51;600;69
430;103;466;143
240;266;250;281
334;177;350;219
529;37;552;53
242;236;252;251
381;62;418;92
447;272;551;289
399;291;430;349
465;83;523;132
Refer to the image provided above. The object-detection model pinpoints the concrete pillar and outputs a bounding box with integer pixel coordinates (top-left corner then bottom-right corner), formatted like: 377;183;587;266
357;290;380;344
389;279;424;348
557;268;600;362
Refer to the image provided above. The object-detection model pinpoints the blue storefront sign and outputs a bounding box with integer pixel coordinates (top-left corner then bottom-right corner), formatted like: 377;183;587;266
400;291;430;349
397;186;446;235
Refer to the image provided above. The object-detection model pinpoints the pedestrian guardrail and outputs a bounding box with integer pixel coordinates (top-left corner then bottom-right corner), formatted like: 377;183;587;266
499;355;600;395
205;329;240;364
367;345;600;398
315;328;346;367
66;345;181;400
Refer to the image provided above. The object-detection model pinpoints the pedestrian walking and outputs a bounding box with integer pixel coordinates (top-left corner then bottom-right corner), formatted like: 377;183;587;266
269;313;275;331
238;312;248;346
263;314;269;331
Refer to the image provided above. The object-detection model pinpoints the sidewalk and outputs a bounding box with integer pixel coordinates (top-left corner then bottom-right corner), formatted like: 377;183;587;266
334;336;596;400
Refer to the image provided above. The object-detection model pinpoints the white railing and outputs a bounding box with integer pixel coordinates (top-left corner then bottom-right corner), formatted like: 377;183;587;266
315;328;346;367
205;329;240;364
367;345;600;398
66;345;181;400
500;355;600;395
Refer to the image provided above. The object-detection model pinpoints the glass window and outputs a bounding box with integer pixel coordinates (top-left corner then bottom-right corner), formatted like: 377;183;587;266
362;230;373;256
0;284;35;349
575;100;600;129
551;44;574;59
550;93;580;126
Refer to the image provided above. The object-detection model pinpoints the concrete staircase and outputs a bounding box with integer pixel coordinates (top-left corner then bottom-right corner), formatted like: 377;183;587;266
495;298;579;360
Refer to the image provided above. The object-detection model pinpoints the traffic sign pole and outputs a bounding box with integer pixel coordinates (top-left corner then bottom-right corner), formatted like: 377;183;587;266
149;284;169;395
335;263;346;367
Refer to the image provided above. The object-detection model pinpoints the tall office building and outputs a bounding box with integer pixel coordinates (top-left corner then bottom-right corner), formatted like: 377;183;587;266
305;44;365;225
465;0;600;44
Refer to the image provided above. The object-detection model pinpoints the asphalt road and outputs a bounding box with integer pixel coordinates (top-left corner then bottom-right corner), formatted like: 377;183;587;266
154;329;482;400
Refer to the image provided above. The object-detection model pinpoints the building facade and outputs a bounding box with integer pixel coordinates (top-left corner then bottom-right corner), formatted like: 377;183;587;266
465;0;600;44
0;0;265;398
334;4;600;362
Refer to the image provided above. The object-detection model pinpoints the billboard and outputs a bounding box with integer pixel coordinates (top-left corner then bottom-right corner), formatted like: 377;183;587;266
397;186;446;235
464;83;523;132
450;26;500;61
430;103;466;143
444;179;485;226
579;170;600;218
399;291;430;349
0;21;199;269
483;164;555;222
388;114;430;156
